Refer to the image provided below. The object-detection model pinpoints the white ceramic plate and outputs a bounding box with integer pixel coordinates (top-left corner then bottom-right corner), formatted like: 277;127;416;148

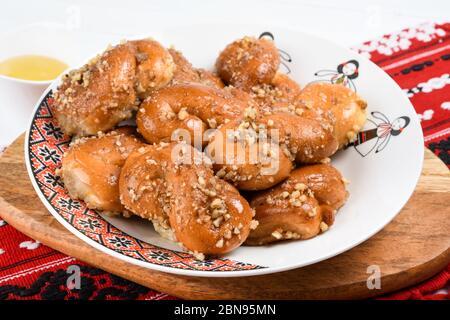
25;24;424;277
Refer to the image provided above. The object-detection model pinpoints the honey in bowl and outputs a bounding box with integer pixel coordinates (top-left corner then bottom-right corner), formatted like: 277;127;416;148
0;55;68;81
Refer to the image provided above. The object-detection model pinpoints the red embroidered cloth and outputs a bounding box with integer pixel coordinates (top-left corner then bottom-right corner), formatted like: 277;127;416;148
0;22;449;300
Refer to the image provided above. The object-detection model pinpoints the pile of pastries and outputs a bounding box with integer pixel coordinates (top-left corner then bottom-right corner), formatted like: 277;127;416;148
53;36;367;259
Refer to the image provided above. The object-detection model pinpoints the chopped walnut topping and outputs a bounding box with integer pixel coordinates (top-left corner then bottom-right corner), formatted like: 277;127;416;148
138;147;147;154
244;106;257;120
197;176;206;186
122;210;132;218
271;230;283;239
178;107;188;120
291;190;300;199
213;216;224;228
215;239;224;248
320;221;329;232
129;188;138;202
308;207;317;217
211;198;224;209
207;118;217;128
107;174;118;185
291;200;302;207
224;229;232;239
164;110;176;120
250;220;259;230
294;183;307;191
191;251;205;261
346;131;357;142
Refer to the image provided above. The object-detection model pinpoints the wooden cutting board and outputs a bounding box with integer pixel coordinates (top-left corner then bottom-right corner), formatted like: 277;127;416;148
0;134;449;299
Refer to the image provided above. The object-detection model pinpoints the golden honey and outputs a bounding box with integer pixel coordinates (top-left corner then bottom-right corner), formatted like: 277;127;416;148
0;55;68;81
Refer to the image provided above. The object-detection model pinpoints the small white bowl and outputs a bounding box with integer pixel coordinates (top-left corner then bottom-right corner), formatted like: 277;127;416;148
0;22;84;145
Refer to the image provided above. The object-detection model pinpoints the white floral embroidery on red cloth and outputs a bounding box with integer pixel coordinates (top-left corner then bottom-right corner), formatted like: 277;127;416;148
418;109;434;122
404;73;450;98
352;22;447;59
441;101;450;110
19;241;41;250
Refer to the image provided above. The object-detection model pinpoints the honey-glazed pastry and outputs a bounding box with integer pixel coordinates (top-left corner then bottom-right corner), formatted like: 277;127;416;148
246;164;348;245
216;36;280;91
59;127;144;214
205;115;294;190
53;39;175;136
298;82;367;148
117;144;174;237
119;142;256;256
136;83;249;145
133;39;176;99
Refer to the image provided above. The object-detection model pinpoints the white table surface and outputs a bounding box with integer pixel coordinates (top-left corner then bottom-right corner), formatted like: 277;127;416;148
0;0;448;147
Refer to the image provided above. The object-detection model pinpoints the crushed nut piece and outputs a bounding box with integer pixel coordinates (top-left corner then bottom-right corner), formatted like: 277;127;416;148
250;220;259;230
271;230;282;239
215;239;224;248
207;118;217;128
178;107;188;120
198;176;206;186
211;198;224;209
294;183;307;191
295;108;304;116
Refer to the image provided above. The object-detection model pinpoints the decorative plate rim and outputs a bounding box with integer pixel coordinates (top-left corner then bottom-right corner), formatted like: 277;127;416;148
24;24;424;277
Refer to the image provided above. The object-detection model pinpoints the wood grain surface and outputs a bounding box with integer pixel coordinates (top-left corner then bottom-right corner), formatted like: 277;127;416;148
0;134;449;299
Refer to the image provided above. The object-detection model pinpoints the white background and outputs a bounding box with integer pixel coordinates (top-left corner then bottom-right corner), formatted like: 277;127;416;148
0;0;449;146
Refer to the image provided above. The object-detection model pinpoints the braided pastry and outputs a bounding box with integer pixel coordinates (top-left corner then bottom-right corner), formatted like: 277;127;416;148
53;39;175;136
60;127;144;213
216;36;280;91
297;82;367;148
136;83;249;145
246;164;348;245
119;142;255;256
